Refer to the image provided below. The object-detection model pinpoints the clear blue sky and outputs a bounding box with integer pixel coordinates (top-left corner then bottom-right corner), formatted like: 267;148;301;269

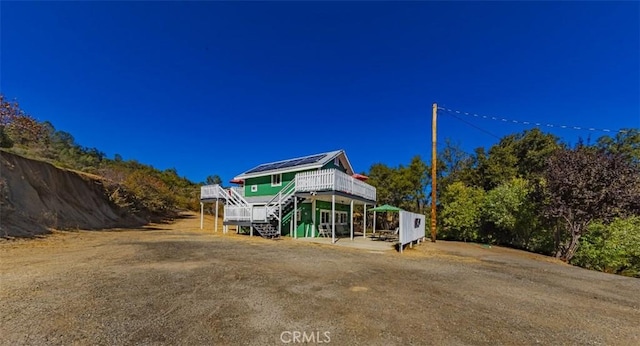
2;1;638;183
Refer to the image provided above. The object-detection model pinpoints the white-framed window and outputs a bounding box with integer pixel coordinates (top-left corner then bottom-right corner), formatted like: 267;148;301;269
335;211;348;224
334;157;340;166
271;174;282;187
251;185;258;192
320;210;330;224
321;210;348;224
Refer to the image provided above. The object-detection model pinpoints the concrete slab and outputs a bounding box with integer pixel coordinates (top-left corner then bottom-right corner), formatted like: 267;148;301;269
296;235;397;252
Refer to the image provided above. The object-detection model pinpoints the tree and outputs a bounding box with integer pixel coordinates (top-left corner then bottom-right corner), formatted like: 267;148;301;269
477;129;562;190
596;128;640;163
402;156;429;213
437;139;476;190
483;178;539;249
0;95;46;147
572;217;640;277
440;182;485;242
544;145;640;261
205;174;223;186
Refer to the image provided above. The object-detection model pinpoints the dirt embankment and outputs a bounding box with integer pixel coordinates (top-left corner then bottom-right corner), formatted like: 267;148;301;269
0;151;146;238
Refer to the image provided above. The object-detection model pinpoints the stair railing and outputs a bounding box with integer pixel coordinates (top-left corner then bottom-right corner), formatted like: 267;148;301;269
265;179;296;221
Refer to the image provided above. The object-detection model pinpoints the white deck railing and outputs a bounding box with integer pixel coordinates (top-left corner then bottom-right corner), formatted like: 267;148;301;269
225;205;251;221
295;169;376;201
230;186;244;197
201;185;225;199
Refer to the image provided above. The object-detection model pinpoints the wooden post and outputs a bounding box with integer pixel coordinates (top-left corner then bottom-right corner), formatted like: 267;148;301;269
431;102;438;242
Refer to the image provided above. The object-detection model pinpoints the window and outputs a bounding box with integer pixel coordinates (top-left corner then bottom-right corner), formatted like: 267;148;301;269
334;157;340;166
335;211;348;224
320;210;330;224
271;174;282;187
251;185;258;192
321;210;348;224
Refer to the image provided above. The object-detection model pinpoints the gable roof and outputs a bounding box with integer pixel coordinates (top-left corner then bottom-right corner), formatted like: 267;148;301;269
234;149;354;180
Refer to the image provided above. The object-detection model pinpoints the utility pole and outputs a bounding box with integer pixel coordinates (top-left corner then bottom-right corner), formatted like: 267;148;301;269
430;103;437;242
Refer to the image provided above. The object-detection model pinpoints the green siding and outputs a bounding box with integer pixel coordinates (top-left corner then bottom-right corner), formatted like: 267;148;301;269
283;201;352;237
244;171;297;197
322;158;347;173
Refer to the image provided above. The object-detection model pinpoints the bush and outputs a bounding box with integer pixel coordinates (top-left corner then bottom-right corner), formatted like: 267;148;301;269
571;217;640;277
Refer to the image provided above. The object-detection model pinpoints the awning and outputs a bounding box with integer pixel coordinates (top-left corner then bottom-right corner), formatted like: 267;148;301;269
352;173;369;181
368;204;402;212
229;178;244;184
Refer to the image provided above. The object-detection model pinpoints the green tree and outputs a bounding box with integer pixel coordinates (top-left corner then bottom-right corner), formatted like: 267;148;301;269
205;174;223;186
402;155;429;213
440;182;485;242
483;178;539;249
596;128;640;163
572;217;640;277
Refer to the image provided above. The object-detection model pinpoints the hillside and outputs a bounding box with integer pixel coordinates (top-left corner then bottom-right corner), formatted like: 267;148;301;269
0;150;146;237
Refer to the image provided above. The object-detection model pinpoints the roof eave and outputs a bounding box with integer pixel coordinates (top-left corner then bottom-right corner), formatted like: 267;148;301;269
234;163;324;180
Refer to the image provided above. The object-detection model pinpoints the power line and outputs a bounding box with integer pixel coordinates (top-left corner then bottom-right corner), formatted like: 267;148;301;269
441;111;502;140
438;106;631;134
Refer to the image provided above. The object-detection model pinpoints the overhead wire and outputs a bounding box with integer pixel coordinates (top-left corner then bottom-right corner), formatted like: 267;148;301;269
438;106;631;134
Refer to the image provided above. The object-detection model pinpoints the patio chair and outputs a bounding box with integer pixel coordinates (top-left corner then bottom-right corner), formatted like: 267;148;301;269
318;224;331;238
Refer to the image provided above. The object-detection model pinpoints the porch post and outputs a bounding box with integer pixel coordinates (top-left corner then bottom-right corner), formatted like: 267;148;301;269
278;193;282;237
331;194;336;244
350;199;354;241
311;198;316;238
215;199;219;233
373;209;377;235
200;202;204;230
294;196;298;239
363;204;367;239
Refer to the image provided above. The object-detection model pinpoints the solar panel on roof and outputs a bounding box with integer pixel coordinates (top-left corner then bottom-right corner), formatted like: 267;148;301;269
275;158;304;169
245;163;276;174
297;154;326;165
243;153;330;174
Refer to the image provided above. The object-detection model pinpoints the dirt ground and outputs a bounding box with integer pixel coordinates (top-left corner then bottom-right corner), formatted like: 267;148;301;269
1;213;639;345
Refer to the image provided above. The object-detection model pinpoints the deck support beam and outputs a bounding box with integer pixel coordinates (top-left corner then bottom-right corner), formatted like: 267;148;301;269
294;197;298;239
373;208;377;235
363;204;367;239
215;199;219;233
350;200;354;241
312;198;316;238
331;195;336;244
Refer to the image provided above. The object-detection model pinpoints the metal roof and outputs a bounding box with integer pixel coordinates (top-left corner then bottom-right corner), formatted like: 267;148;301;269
234;149;354;180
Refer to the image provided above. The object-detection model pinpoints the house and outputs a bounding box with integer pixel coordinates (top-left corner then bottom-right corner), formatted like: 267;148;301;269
200;150;377;241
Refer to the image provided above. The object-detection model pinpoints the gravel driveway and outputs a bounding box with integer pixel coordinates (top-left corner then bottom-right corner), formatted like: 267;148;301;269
1;213;638;345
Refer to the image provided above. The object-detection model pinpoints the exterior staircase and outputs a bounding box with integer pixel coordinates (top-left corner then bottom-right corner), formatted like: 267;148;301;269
201;181;303;239
252;222;279;238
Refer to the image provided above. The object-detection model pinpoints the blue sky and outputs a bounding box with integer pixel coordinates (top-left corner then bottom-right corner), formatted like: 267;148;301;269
2;1;638;183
